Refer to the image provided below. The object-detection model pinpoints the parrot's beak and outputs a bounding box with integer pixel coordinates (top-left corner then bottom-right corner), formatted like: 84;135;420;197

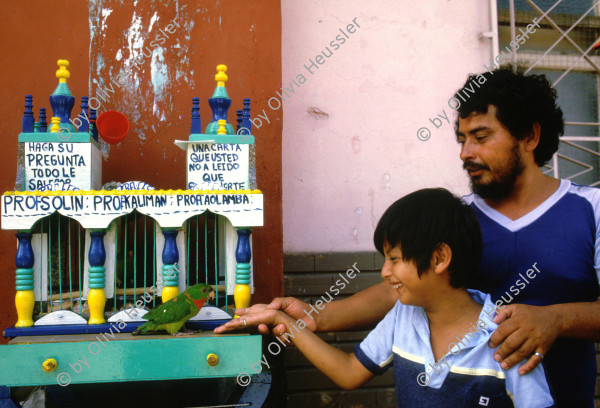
209;291;215;300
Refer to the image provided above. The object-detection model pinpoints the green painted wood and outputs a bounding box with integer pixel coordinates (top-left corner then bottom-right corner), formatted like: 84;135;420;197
18;133;98;145
0;333;261;386
188;134;255;144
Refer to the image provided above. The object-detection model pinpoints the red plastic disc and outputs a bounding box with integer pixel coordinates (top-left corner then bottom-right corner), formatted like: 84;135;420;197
96;111;129;144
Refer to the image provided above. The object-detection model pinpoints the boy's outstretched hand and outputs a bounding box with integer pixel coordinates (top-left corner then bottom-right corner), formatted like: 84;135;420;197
214;297;317;336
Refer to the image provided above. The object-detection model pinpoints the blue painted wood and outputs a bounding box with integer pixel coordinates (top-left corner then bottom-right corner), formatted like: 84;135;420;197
0;386;19;408
22;95;34;133
235;229;252;264
162;229;179;265
191;97;202;134
39;108;47;132
0;333;261;386
15;233;33;269
236;109;243;133
15;232;34;291
78;97;89;132
88;231;106;267
89;109;98;141
243;98;252;133
235;229;252;285
50;92;75;127
206;96;234;135
3;320;231;338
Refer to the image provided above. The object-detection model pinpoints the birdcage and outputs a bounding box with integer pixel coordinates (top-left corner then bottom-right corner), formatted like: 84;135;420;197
0;61;270;407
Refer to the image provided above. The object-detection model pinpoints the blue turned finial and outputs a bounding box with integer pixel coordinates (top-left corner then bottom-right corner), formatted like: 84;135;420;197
90;109;98;141
39;108;47;132
22;95;34;133
205;65;234;135
89;231;106;267
243;98;252;134
15;232;34;293
234;228;252;289
161;229;180;290
15;233;34;269
191;97;201;134
49;60;76;132
162;230;179;265
236;109;243;133
235;229;252;264
88;230;107;324
79;96;89;132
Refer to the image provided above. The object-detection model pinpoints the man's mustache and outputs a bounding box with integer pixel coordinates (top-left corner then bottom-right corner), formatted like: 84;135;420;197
463;161;489;171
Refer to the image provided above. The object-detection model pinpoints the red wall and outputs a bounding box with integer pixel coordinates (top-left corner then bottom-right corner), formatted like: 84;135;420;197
0;0;282;343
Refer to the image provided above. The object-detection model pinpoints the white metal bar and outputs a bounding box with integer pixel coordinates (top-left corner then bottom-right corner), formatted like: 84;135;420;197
490;0;500;59
552;153;559;178
509;0;517;70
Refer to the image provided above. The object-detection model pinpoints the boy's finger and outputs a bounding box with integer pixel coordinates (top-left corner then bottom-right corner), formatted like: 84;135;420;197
272;323;287;336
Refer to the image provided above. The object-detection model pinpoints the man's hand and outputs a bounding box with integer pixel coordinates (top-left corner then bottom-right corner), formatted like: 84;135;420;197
214;297;316;336
489;304;560;375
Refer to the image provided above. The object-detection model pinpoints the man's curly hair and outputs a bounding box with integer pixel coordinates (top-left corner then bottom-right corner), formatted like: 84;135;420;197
453;68;564;167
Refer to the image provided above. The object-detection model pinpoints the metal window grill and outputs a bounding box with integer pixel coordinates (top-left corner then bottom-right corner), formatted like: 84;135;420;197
498;0;600;186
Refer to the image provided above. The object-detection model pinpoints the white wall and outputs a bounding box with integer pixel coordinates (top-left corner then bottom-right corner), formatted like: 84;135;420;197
282;0;495;252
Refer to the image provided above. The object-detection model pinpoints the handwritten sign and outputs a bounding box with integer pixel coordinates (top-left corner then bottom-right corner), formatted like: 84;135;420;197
24;142;94;191
186;143;249;190
1;192;263;230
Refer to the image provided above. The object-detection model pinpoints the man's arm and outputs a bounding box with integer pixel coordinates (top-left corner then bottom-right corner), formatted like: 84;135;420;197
223;310;374;390
215;280;398;335
309;280;398;332
489;300;600;374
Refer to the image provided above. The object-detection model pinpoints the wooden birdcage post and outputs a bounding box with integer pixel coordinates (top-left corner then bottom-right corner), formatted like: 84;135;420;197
88;230;106;324
15;231;34;327
161;228;179;302
234;228;252;314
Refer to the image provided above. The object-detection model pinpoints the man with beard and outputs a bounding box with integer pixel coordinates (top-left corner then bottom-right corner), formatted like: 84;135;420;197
216;69;600;407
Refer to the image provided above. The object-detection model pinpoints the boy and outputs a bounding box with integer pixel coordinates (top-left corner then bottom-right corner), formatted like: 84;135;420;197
219;188;554;407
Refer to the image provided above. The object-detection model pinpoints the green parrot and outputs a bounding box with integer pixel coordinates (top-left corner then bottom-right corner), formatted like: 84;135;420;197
133;283;214;335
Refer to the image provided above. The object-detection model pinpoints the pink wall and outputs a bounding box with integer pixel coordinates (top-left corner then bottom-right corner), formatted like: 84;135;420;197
281;0;495;252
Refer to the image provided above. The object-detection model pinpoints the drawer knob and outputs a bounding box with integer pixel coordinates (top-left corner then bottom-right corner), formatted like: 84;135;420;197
42;358;57;373
207;353;219;366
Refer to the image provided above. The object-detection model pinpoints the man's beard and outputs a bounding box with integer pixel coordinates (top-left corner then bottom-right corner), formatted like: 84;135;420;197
465;144;525;199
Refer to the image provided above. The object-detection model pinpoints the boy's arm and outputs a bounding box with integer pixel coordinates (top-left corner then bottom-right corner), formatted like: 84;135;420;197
226;310;374;390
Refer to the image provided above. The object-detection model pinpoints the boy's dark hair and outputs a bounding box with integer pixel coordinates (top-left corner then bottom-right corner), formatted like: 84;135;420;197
453;68;564;167
373;188;482;288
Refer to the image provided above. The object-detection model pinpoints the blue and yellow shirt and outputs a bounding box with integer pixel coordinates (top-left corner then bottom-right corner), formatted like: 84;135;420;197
355;290;554;408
